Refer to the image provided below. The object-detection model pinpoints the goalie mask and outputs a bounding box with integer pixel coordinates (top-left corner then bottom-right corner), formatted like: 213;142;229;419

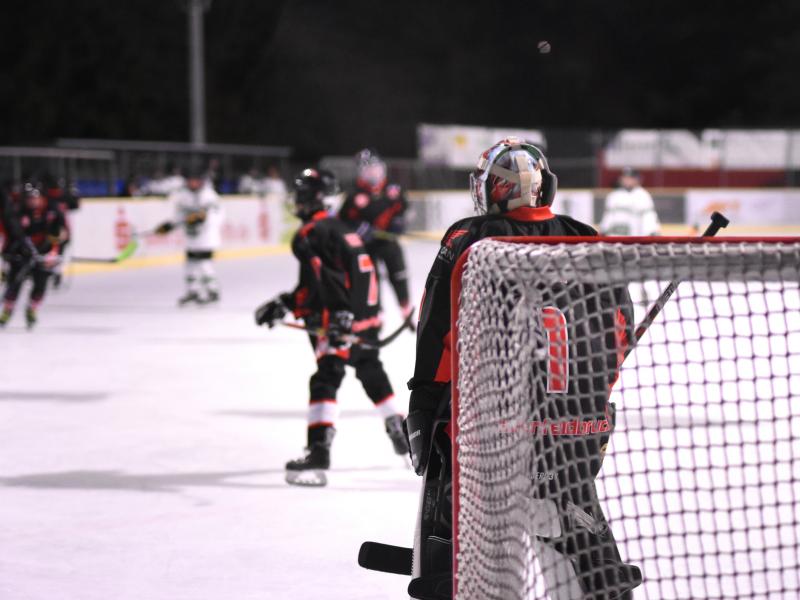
291;168;340;220
469;137;557;215
355;148;387;194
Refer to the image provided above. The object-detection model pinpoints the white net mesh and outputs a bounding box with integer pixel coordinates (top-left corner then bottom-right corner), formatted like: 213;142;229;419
453;239;800;600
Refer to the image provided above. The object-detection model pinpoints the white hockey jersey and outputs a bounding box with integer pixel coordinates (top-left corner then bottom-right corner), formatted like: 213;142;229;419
599;186;661;236
168;184;223;251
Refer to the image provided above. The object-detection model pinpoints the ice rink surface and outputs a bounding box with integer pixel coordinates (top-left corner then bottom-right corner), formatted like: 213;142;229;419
3;238;800;600
1;241;439;600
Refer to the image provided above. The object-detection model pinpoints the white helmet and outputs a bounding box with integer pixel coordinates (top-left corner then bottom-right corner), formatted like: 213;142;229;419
469;137;557;215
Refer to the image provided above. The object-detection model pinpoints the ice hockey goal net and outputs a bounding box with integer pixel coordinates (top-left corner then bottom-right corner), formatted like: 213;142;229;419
451;237;800;600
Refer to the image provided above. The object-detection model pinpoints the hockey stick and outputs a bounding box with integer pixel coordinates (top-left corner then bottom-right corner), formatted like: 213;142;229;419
358;541;413;575
625;211;729;358
279;309;414;349
69;238;139;264
373;230;440;243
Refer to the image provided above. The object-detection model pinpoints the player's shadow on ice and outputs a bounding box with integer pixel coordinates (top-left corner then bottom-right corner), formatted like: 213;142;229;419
1;326;119;335
218;409;377;419
0;391;108;403
0;466;413;493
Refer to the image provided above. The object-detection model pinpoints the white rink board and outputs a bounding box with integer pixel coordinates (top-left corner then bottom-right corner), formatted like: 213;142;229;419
69;193;293;259
409;189;593;233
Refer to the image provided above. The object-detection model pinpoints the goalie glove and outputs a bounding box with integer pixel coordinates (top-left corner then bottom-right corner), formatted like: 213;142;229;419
404;410;434;476
405;381;449;475
155;221;175;235
254;293;292;328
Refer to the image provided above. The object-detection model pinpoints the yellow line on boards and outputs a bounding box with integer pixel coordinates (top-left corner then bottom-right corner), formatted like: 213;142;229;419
66;244;291;276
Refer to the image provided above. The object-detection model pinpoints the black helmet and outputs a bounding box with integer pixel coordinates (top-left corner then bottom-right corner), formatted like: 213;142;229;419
292;168;339;220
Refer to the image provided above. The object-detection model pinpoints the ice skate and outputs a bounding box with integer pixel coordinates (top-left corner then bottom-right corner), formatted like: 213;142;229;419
178;291;203;306
24;307;37;330
0;308;11;327
384;414;409;456
285;426;335;487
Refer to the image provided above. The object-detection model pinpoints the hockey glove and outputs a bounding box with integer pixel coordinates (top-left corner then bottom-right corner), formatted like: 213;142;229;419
21;238;39;260
254;293;292;328
327;310;354;348
405;382;449;475
404;410;434;476
185;209;207;225
155;221;175;235
356;222;374;243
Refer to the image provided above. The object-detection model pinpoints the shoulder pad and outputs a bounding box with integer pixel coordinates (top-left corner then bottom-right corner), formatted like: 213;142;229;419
436;217;480;263
298;221;317;239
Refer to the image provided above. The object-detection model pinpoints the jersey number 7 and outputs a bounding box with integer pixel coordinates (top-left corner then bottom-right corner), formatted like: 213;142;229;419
358;254;379;306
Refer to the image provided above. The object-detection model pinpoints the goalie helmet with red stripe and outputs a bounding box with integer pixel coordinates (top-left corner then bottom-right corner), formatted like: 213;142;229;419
469;137;557;215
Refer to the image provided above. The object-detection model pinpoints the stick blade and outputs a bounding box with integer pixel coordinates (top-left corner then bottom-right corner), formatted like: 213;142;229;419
358;541;413;575
115;239;139;262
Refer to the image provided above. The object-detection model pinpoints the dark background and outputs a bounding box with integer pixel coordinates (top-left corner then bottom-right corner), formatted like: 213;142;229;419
2;0;799;158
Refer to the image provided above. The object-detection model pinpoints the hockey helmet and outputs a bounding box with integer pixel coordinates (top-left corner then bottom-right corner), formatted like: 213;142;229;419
618;166;641;190
21;182;45;208
469;137;557;215
185;164;207;190
354;148;387;194
292;168;339;219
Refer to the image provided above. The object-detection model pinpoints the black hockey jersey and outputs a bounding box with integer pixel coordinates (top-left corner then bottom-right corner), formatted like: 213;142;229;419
338;183;407;234
1;197;67;256
285;211;381;331
409;205;634;402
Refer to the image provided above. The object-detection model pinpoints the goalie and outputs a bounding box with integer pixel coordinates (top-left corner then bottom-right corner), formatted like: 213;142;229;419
254;169;408;487
404;139;641;599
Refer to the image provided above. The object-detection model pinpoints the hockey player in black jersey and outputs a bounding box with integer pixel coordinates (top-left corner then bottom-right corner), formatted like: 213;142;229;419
254;168;408;486
404;139;641;599
338;149;414;325
0;183;68;329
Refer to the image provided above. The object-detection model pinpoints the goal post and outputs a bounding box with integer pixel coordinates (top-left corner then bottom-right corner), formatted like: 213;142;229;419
450;236;800;599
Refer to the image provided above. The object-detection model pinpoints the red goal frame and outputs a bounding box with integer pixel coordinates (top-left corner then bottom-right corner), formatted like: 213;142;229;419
448;235;800;598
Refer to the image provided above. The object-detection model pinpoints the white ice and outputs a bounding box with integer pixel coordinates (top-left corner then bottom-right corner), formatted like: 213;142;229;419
0;242;439;600
4;240;799;600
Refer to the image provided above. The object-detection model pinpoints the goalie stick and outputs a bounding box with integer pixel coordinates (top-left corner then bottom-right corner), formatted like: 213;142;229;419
625;211;729;359
279;309;415;349
358;541;413;575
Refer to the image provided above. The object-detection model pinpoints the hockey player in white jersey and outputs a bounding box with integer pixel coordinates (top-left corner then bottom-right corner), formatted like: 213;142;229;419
599;167;661;236
155;168;223;305
600;167;660;306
